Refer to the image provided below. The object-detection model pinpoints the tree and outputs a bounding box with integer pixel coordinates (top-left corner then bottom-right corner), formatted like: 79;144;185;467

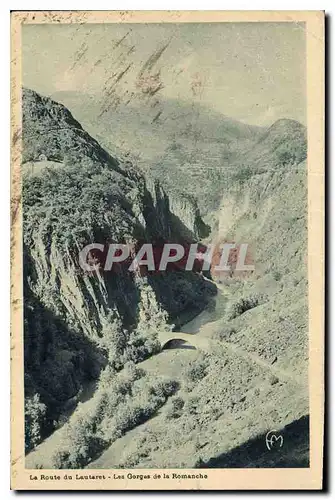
98;308;128;368
25;393;47;452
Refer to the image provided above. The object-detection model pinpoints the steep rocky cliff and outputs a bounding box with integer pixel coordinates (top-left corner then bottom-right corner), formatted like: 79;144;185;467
22;89;215;447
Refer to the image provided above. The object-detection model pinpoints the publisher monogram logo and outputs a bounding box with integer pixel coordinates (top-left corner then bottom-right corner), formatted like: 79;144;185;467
265;430;284;451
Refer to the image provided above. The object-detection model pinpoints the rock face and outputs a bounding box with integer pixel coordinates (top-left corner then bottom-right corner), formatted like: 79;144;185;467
22;88;216;435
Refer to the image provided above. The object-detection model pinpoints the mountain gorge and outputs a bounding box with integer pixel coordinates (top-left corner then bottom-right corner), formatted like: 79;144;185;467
23;88;309;470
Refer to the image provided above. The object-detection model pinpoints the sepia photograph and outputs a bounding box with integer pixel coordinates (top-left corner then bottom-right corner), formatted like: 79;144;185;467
10;10;324;490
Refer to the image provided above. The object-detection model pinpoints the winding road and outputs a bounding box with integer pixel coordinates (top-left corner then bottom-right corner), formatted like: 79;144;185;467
158;278;304;388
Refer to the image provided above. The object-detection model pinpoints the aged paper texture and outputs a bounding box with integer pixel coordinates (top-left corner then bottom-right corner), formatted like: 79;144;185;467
11;10;324;490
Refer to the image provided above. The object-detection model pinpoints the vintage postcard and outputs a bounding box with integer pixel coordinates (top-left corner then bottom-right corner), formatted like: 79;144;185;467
11;10;324;490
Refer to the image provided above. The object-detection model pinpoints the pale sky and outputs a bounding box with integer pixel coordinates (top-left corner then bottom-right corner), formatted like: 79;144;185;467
22;22;306;126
